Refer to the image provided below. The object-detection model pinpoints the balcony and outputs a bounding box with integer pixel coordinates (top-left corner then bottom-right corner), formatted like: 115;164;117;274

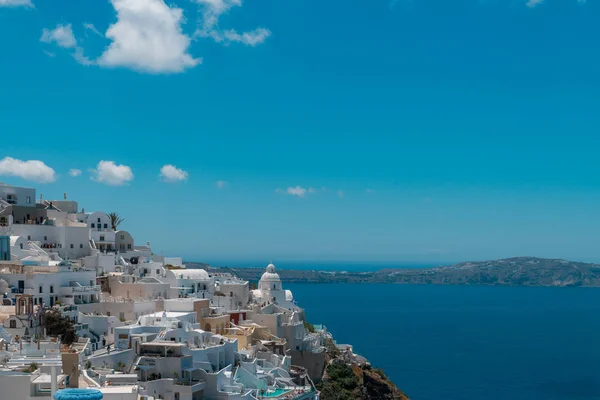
60;285;101;296
73;285;100;293
9;287;36;296
174;379;206;393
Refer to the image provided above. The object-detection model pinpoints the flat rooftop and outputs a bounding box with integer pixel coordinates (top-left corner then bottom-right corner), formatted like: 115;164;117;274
147;311;193;318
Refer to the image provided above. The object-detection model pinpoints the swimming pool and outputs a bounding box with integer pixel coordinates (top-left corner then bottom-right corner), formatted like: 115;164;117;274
261;388;291;397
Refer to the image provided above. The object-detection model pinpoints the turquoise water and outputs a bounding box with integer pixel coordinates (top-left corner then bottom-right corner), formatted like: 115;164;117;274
262;388;291;397
287;283;600;400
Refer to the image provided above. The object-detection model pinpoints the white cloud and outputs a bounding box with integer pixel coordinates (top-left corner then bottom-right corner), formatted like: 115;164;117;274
43;50;56;58
216;180;228;189
41;24;91;66
97;0;201;74
221;28;271;46
0;0;33;7
83;23;103;37
92;161;133;186
0;157;56;183
526;0;543;7
194;0;271;46
73;47;93;66
40;24;77;48
276;186;308;198
159;164;188;182
68;169;82;177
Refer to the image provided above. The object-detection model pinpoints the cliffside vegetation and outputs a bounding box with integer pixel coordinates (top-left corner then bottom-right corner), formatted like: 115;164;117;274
317;359;409;400
317;337;409;400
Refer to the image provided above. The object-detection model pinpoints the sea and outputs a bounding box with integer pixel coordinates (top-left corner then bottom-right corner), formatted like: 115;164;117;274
203;260;600;399
288;283;600;400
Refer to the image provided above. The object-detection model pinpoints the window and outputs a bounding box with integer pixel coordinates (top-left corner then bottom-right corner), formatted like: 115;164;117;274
27;236;31;240
39;286;43;293
110;328;113;334
100;236;105;241
97;218;101;223
119;312;125;321
104;223;108;229
50;285;54;294
107;311;110;316
34;298;37;305
120;235;124;240
156;269;160;275
91;223;95;228
44;236;47;241
26;196;31;204
80;244;83;249
127;244;132;250
20;243;23;249
9;320;16;329
70;244;74;249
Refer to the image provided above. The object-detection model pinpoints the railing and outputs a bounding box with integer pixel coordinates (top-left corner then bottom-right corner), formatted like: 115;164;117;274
0;198;9;214
75;323;89;331
73;285;100;293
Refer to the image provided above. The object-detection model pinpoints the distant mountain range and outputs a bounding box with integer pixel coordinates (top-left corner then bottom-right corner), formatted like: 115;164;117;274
187;257;600;287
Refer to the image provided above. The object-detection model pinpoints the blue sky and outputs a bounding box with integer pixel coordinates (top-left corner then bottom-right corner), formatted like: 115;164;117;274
1;0;599;264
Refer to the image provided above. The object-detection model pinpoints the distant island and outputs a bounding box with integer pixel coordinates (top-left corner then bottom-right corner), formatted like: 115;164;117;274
187;257;600;287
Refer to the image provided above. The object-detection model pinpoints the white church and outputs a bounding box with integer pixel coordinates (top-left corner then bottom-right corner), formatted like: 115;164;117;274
251;263;300;311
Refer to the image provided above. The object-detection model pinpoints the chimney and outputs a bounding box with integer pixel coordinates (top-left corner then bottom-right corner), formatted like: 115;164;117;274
40;194;43;201
64;193;67;200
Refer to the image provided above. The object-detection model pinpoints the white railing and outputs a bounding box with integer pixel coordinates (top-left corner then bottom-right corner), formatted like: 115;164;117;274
0;198;9;213
73;285;100;293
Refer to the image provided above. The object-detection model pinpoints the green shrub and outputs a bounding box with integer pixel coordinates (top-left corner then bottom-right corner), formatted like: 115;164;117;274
303;321;315;333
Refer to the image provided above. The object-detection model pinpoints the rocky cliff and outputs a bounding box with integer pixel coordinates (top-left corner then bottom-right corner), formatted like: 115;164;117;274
317;340;409;400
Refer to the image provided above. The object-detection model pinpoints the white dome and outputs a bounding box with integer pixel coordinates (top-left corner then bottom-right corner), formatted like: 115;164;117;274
260;263;280;282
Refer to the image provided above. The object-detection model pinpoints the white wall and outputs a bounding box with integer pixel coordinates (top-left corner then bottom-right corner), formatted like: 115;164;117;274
219;282;249;308
81;253;116;272
0;373;31;400
164;299;197;312
0;184;36;207
48;200;79;213
10;224;91;259
99;387;138;400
